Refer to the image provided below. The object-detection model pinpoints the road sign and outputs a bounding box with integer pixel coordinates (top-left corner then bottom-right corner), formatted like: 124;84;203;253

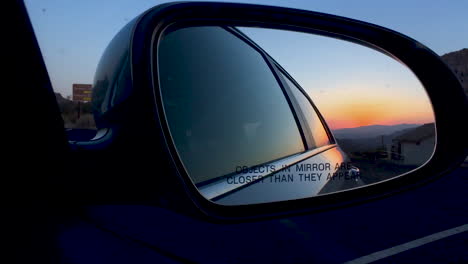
73;84;93;102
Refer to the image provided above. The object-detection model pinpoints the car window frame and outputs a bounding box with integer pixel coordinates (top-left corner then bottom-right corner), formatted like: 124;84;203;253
155;24;340;201
231;27;335;149
273;63;335;148
156;24;314;184
220;26;312;151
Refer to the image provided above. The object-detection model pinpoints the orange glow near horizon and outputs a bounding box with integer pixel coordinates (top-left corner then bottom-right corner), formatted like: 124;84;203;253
239;26;438;131
308;86;435;130
331;101;391;129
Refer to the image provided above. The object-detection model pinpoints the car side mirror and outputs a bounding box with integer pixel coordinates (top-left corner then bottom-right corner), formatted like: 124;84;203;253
90;2;467;219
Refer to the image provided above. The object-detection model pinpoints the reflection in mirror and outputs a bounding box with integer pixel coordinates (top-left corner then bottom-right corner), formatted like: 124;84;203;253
156;25;435;206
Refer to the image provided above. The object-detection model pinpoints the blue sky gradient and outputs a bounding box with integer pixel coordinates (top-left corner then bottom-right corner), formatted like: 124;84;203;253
25;0;467;97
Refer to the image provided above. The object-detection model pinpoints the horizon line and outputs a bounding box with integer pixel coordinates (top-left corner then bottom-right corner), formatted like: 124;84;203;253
331;122;435;130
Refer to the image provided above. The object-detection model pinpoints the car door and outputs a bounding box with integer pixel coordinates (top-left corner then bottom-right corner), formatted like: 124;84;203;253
10;1;467;263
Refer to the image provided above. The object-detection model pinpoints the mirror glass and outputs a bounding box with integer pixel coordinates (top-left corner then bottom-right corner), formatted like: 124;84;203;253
156;25;436;205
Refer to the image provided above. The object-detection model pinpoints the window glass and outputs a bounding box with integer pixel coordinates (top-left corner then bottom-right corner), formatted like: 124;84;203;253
280;72;331;148
158;26;305;184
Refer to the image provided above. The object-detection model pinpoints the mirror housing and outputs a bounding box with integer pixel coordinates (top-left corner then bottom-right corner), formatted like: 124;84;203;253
91;2;467;220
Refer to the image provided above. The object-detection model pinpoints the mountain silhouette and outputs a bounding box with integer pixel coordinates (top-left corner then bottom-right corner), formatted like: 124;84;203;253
332;124;420;139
